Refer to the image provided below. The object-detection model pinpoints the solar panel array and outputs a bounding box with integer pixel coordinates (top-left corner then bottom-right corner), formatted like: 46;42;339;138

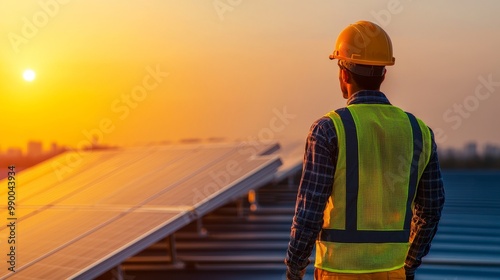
0;143;281;279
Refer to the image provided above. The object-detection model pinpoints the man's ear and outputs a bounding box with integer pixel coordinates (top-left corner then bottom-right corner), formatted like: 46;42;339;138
341;68;350;84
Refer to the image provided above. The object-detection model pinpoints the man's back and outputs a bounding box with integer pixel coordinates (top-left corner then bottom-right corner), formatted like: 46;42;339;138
285;21;445;280
316;101;433;273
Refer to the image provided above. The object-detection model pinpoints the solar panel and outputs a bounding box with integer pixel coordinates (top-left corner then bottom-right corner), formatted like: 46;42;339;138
0;142;281;279
274;140;304;182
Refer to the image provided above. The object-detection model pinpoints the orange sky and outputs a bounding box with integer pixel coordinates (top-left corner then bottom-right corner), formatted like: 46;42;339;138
1;0;500;153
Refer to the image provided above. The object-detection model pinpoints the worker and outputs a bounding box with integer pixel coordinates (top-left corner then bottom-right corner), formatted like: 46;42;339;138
285;20;445;280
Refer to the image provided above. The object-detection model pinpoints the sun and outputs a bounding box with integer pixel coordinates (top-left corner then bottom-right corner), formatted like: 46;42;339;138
23;69;36;82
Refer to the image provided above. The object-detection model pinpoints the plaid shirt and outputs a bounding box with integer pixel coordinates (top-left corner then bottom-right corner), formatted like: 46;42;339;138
285;90;445;279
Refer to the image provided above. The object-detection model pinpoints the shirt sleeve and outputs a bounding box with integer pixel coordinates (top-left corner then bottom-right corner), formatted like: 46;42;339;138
405;129;446;276
285;117;338;280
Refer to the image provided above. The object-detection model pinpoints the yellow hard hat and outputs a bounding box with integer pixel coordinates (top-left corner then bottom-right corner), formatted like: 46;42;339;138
329;21;395;66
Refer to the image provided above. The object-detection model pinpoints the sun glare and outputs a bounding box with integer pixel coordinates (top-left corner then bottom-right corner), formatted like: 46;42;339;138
23;69;36;82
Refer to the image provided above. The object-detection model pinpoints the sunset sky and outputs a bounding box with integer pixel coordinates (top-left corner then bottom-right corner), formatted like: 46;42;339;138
1;0;500;153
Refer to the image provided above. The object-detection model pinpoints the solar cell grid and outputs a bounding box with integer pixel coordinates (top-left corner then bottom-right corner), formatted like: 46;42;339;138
0;143;281;279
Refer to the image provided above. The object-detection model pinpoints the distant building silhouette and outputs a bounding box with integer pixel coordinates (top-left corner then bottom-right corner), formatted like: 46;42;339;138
464;142;478;159
0;140;118;180
439;141;500;169
6;147;23;158
28;141;43;158
484;143;500;158
50;142;67;155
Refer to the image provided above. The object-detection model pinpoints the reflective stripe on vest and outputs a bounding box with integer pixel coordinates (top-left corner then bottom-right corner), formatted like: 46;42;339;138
315;105;432;273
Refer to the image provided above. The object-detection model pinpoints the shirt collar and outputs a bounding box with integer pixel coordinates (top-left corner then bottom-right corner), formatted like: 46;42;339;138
347;90;392;106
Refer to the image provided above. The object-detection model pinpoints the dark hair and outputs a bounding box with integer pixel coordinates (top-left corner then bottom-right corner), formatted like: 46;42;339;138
338;61;385;90
350;71;384;90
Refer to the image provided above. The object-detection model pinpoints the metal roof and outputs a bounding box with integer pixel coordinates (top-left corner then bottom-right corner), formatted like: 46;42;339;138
120;169;500;279
0;143;281;279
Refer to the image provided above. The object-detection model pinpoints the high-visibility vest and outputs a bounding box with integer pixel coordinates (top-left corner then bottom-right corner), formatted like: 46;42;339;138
315;104;432;273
